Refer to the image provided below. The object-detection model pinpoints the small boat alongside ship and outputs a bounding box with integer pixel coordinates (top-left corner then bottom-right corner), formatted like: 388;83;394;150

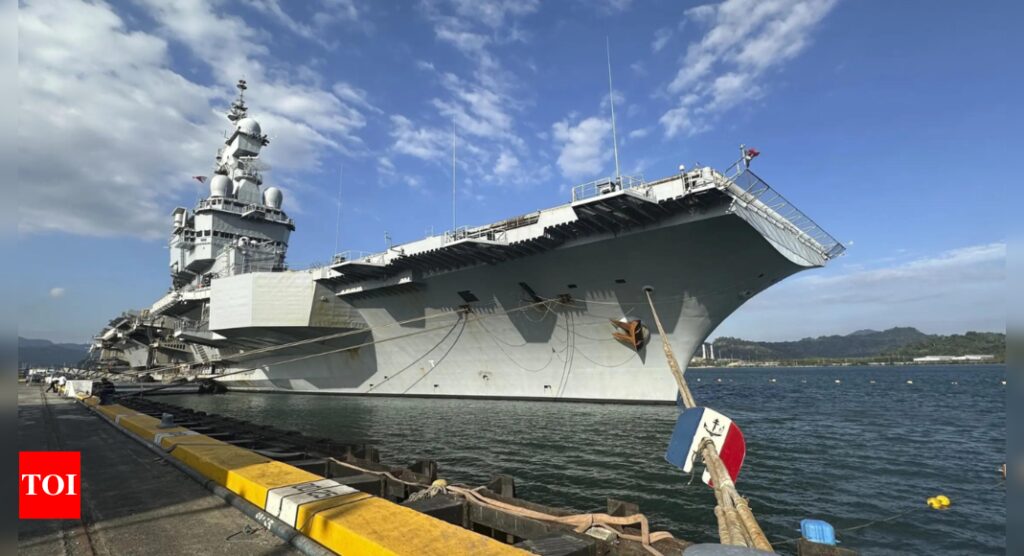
92;80;844;402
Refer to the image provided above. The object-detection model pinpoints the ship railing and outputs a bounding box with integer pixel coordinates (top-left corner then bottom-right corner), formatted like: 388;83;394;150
720;168;846;259
570;174;647;202
175;318;208;333
332;250;387;265
442;223;515;245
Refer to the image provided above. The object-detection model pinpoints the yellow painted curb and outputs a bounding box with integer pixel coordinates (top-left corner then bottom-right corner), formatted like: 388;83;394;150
85;402;524;555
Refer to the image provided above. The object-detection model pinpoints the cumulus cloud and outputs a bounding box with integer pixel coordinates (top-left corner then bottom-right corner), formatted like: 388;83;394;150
390;115;450;161
18;0;373;239
387;0;537;187
651;27;673;52
494;151;521;176
245;0;360;48
552;117;612;180
661;0;837;137
49;287;66;299
714;243;1007;340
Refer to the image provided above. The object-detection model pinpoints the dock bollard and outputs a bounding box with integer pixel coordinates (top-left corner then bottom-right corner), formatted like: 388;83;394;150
158;413;175;428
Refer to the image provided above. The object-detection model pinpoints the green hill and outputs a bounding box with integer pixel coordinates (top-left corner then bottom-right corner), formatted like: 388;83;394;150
18;337;91;368
712;328;1003;362
884;331;1006;359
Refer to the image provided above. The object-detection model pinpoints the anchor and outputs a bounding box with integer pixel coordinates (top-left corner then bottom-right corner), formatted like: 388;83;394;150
610;318;648;351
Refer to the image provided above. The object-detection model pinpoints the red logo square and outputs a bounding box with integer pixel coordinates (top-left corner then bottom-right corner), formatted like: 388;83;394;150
19;452;81;520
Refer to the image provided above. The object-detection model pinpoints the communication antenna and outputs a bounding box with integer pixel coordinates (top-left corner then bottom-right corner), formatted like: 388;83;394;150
451;123;457;233
333;164;343;256
606;36;621;183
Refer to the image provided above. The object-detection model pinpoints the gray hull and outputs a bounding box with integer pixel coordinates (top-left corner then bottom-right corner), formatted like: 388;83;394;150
216;206;809;402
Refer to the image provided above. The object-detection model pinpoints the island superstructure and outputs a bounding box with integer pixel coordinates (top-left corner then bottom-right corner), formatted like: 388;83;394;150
92;81;845;402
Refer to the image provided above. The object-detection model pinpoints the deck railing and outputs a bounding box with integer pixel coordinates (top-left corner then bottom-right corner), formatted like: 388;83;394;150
722;167;846;259
332;250;387;265
570;175;646;202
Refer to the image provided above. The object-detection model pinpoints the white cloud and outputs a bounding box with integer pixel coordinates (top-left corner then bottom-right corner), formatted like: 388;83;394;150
18;0;374;238
594;0;634;13
494;151;521;176
651;27;673;52
628;127;650;140
433;72;516;141
714;243;1007;340
448;0;539;28
245;0;360;48
661;0;837;137
552;117;612;180
389;0;538;188
390;115;449;161
49;287;66;299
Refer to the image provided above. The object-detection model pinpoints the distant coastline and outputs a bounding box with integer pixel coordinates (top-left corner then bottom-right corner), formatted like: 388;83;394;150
689;360;1005;369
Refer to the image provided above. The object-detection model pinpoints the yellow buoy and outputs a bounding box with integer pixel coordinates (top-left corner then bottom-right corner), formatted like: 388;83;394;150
927;495;951;510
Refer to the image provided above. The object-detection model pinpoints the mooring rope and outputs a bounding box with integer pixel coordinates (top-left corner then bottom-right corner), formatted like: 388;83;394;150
112;298;559;396
643;287;773;552
322;456;675;556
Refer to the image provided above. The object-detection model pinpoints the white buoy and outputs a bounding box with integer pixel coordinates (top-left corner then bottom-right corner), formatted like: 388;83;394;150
770;378;777;383
951;381;958;385
906;380;914;385
869;380;876;384
1001;380;1006;386
834;379;841;384
717;378;723;383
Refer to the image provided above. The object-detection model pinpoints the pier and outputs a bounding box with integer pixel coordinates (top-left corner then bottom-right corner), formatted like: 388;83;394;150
20;382;702;555
17;383;295;555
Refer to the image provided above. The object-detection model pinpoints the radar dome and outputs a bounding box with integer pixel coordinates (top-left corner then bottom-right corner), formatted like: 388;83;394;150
237;117;262;137
209;174;232;197
263;187;283;209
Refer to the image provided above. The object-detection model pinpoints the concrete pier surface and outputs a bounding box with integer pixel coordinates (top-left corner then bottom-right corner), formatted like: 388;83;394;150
17;384;297;556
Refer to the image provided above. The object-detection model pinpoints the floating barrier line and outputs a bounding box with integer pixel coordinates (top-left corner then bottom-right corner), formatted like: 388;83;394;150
643;288;773;552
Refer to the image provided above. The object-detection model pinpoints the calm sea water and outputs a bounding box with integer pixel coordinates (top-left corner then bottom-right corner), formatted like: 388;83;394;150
162;364;1006;555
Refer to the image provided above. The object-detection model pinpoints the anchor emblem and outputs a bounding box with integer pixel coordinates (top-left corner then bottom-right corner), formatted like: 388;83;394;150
703;418;725;438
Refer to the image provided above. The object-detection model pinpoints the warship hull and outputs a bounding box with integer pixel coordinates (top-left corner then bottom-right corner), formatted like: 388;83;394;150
212;200;814;402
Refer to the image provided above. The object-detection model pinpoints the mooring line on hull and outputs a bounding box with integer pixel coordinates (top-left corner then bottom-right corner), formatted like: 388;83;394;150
571;345;638;369
118;311;476;398
118;298;558;382
473;317;557;373
555;312;577;398
400;314;469;395
365;313;465;394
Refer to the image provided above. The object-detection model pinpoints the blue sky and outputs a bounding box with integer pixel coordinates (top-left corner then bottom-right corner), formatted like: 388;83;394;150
17;0;1012;343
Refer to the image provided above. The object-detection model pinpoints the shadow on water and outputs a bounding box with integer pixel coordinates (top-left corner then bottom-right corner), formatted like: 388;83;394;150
163;364;1007;555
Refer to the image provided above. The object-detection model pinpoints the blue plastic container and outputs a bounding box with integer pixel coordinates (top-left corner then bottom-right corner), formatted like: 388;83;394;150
800;519;837;546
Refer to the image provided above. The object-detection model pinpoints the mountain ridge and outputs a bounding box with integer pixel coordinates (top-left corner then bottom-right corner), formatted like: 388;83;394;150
711;327;1004;361
18;337;91;367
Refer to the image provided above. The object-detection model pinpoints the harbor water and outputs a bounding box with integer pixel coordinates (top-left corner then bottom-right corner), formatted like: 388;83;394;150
162;364;1006;555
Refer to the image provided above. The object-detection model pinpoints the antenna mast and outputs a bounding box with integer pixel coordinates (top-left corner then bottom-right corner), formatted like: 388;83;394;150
452;123;457;233
334;164;343;256
606;37;621;183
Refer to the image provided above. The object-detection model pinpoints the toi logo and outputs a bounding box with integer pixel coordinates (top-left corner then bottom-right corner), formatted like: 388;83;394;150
19;452;81;519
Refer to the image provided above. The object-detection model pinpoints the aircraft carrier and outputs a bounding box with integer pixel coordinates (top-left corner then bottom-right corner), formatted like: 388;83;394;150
92;81;844;402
